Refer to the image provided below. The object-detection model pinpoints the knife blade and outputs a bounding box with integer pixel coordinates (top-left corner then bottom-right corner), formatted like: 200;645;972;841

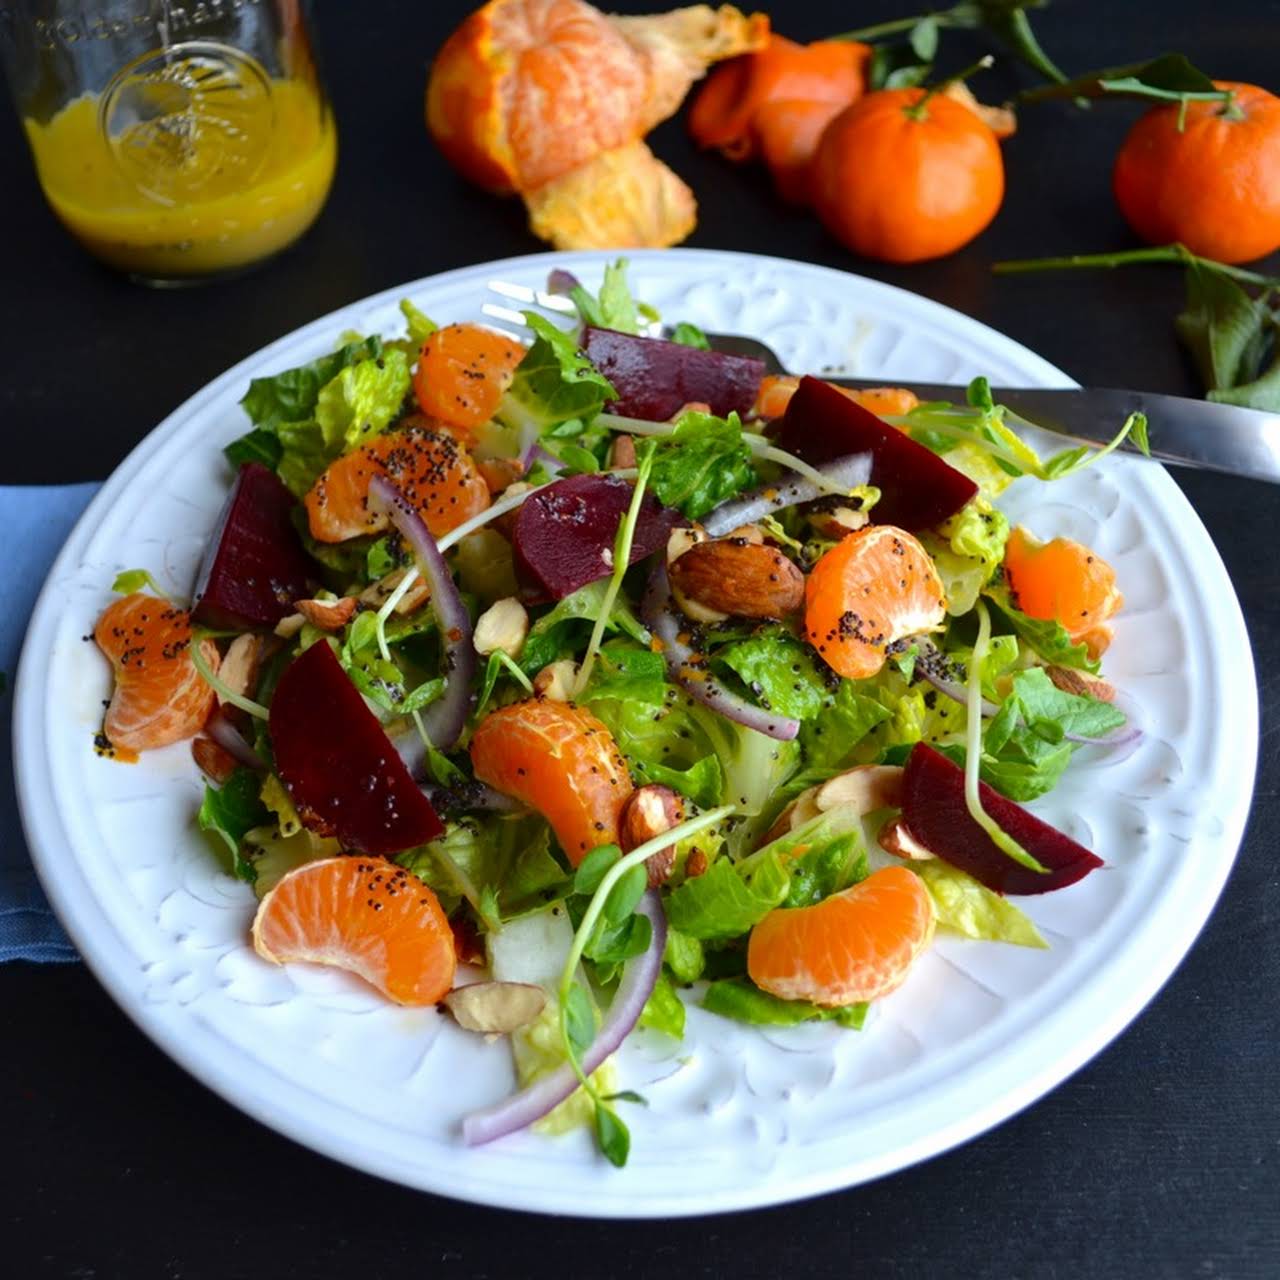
824;379;1280;485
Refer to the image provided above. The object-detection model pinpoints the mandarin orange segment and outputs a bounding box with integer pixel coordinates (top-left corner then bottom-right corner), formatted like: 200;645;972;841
413;323;527;434
753;374;918;420
1003;527;1122;655
747;865;935;1006
304;424;490;544
469;698;634;865
805;526;946;680
94;593;218;753
252;855;456;1005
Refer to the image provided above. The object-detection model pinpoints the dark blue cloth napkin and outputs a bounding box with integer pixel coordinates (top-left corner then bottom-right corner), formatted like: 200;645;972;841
2;482;102;963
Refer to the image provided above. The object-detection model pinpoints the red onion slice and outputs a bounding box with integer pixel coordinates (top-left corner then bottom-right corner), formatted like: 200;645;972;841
462;891;667;1147
205;706;265;771
421;780;525;816
368;475;476;754
702;452;871;536
642;563;800;742
520;441;566;477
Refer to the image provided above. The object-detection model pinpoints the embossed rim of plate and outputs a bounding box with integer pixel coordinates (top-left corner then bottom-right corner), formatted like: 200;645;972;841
14;249;1258;1217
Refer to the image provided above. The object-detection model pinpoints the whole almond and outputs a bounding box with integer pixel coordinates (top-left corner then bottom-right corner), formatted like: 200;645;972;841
668;539;804;620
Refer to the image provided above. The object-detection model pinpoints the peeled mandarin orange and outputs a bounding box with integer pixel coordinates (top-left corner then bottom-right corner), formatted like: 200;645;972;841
94;593;218;755
1003;527;1122;659
753;374;919;420
252;855;456;1005
304;424;490;544
470;698;633;865
413;323;527;435
805;525;946;679
747;865;935;1006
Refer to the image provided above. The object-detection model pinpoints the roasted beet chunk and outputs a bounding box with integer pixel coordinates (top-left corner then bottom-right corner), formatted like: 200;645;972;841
513;473;679;600
901;743;1103;895
268;641;443;854
583;327;764;422
773;377;977;530
192;463;316;629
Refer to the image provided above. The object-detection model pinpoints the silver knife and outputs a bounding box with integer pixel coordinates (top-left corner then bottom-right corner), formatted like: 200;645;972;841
827;379;1280;486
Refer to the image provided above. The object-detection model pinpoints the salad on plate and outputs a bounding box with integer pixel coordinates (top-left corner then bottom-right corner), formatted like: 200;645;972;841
91;262;1148;1166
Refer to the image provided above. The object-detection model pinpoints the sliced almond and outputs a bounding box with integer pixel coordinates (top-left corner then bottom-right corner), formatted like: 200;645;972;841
1046;665;1116;703
218;633;264;702
814;765;904;815
808;506;869;540
668;538;804;620
609;434;637;470
192;736;237;785
444;981;547;1034
274;613;305;639
878;818;936;861
358;568;431;615
294;596;357;631
667;526;707;566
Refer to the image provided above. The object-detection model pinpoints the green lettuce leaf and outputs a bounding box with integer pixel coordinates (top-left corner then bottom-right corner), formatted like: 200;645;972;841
800;679;892;770
669;321;711;350
520;579;647;676
241;825;338;898
638;974;686;1039
717;627;828;721
399;298;438;348
238;336;382;431
313;348;411;453
560;259;651;334
197;768;271;883
646;410;758;520
688;702;802;816
663;848;790;941
702;978;867;1028
984;580;1099;673
762;809;869;908
399;814;566;919
911;859;1047;948
497;312;616;436
664;928;706;983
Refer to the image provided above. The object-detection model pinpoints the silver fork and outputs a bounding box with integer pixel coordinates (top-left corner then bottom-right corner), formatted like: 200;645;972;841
481;277;1280;483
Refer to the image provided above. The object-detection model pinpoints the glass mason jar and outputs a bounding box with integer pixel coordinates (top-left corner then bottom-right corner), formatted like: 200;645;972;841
0;1;337;283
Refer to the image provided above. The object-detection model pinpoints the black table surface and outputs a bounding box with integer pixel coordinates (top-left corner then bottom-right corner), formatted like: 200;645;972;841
4;2;1279;1276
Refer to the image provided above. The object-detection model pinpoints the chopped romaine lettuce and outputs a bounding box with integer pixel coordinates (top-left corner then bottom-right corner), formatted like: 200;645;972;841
911;859;1047;947
638;974;686;1039
313;347;411;453
669;321;711;350
520;579;647;676
702;978;867;1028
664;928;706;983
984;580;1100;672
761;809;869;908
646;410;758;520
242;825;339;898
497;313;616;437
197;768;270;883
663;847;790;940
800;679;892;770
238;336;382;433
717;627;829;721
399;298;437;348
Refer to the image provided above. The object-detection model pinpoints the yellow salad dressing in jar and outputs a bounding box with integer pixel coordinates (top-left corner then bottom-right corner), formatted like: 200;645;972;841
2;5;335;283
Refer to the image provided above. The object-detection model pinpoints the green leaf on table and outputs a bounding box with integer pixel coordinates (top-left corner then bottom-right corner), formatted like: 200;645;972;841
1175;261;1272;393
1021;53;1227;103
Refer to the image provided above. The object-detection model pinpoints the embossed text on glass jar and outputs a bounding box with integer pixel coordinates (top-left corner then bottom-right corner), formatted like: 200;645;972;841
0;1;336;283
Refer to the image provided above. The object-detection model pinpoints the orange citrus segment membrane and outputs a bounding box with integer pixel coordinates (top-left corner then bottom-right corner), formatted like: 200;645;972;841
304;424;490;544
252;855;456;1005
805;526;947;679
470;698;634;866
747;865;935;1006
94;593;218;754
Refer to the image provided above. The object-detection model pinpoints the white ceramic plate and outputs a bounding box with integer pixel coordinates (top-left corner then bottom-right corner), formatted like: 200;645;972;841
15;250;1256;1217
